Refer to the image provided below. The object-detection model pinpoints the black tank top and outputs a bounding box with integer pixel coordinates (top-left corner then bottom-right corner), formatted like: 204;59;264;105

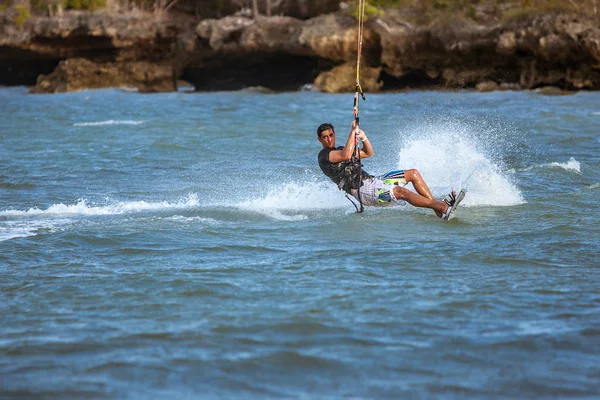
318;146;371;193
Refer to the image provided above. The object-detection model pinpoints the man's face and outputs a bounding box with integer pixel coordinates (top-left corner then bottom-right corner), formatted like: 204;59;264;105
318;128;335;148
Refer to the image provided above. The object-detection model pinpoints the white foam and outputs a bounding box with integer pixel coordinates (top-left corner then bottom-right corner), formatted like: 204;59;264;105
238;180;348;220
547;157;581;173
0;194;202;242
73;120;145;127
521;157;582;173
170;215;217;223
0;194;199;219
0;220;61;242
517;320;573;336
0;225;38;241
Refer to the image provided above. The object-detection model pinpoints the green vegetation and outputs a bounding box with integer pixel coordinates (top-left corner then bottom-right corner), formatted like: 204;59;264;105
64;0;106;10
28;0;105;12
14;4;30;25
1;0;597;21
348;0;599;22
499;0;590;22
349;1;382;20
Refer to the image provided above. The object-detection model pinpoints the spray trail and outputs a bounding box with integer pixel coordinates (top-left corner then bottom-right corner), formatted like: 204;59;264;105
237;179;349;220
0;195;201;242
0;194;200;219
391;119;525;207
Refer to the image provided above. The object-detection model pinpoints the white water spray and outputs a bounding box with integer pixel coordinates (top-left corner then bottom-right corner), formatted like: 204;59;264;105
392;119;525;207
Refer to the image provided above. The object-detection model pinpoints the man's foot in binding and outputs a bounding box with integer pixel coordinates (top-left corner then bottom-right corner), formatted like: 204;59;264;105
441;189;466;221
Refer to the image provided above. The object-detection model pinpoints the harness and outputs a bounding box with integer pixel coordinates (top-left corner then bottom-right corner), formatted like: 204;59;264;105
337;157;364;193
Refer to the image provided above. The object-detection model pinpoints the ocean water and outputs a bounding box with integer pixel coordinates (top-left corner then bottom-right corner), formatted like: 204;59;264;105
1;86;599;399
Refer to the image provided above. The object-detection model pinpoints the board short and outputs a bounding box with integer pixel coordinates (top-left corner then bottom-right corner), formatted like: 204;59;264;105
353;170;408;207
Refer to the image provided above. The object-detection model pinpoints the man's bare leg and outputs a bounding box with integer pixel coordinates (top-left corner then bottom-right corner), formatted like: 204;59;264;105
393;185;452;218
404;169;435;200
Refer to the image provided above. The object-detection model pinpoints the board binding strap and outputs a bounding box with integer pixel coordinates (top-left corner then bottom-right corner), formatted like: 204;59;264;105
443;188;466;221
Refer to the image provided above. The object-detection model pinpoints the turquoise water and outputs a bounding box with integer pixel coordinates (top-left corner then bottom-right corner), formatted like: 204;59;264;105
1;87;599;399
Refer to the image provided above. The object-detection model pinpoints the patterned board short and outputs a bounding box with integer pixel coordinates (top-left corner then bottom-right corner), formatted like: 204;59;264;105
354;170;407;207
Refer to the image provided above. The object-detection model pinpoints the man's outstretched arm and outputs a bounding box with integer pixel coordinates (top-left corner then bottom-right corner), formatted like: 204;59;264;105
329;122;374;163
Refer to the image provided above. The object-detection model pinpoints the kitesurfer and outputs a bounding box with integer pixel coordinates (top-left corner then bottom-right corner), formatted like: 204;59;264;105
317;121;459;219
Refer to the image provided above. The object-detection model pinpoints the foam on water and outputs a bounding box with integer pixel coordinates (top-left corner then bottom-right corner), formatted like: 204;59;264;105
0;223;46;241
1;194;199;218
73;120;146;127
520;157;582;173
546;157;581;172
0;219;65;242
517;320;575;336
391;120;525;207
0;194;200;241
238;180;348;220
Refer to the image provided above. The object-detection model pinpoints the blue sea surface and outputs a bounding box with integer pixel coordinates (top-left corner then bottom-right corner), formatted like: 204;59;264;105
1;87;599;399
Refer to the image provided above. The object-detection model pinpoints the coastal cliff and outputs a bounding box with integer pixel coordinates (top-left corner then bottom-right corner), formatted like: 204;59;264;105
1;5;598;93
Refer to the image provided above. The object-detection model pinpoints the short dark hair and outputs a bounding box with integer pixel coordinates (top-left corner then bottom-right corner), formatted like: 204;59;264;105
317;123;334;137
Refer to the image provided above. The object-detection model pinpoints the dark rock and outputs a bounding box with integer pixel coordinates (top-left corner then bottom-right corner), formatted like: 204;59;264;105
534;86;576;95
499;82;521;91
314;62;382;93
476;81;499;92
0;8;598;93
30;58;175;93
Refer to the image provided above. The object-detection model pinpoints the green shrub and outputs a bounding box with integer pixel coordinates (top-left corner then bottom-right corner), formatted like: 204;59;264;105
63;0;106;10
347;0;598;23
369;0;413;6
349;1;382;20
14;4;30;25
28;0;107;12
501;0;574;23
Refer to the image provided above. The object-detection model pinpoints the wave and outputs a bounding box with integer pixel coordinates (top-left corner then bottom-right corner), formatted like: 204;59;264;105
0;195;201;242
546;157;581;172
0;222;49;242
73;120;146;127
1;194;199;219
0;219;67;242
0;183;346;239
237;180;348;221
520;157;581;173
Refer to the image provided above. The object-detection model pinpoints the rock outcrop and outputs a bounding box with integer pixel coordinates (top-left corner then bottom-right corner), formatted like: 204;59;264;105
183;10;600;92
0;7;598;93
29;58;176;93
0;10;190;92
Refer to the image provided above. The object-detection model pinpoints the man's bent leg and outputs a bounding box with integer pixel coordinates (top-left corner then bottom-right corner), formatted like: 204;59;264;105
404;169;434;200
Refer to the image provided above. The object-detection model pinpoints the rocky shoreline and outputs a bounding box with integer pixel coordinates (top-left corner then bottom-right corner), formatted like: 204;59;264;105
0;7;598;93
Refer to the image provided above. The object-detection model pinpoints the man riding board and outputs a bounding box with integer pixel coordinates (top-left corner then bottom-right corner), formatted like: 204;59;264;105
317;121;461;219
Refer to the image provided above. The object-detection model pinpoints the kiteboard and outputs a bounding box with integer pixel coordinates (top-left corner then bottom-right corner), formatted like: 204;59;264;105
444;188;466;221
